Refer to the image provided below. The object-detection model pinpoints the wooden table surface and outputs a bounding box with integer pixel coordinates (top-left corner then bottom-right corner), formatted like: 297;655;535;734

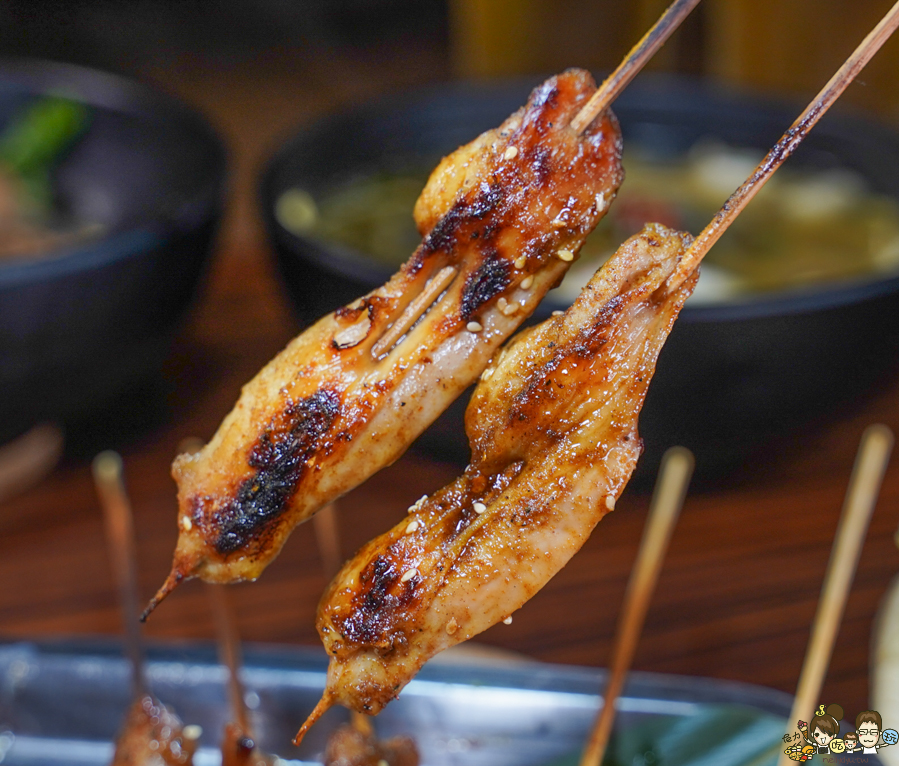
1;38;898;728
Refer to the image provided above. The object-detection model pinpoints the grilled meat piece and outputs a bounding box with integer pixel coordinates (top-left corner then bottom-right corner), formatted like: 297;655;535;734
300;224;697;737
147;68;623;614
324;723;419;766
110;695;198;766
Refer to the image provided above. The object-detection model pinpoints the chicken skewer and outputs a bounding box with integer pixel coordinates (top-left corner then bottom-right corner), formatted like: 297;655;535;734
302;221;697;741
145;0;702;617
143;68;623;618
299;4;899;742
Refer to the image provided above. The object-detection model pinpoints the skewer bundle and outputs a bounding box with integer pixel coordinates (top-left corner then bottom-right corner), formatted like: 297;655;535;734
109;0;899;756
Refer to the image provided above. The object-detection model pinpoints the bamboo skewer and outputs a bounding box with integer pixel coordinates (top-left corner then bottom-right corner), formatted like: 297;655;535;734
210;584;252;737
371;266;458;359
580;447;694;766
92;451;147;697
312;503;344;581
570;0;702;135
669;0;899;290
776;424;893;766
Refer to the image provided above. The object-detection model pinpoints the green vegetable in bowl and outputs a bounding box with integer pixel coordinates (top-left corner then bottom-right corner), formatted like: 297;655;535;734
0;95;90;214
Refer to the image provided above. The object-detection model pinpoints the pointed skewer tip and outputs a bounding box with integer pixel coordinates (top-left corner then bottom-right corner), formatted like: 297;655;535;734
140;568;183;622
293;693;334;747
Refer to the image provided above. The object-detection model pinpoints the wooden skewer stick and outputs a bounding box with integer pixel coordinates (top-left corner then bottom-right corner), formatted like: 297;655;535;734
371;265;458;359
569;0;702;135
92;450;147;697
669;0;899;290
311;502;373;736
580;446;694;766
210;583;251;736
313;503;344;580
776;424;893;766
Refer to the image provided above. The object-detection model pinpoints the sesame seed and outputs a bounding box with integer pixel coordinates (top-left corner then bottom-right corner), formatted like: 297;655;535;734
497;297;508;310
514;256;527;269
466;321;483;333
503;146;519;160
405;520;420;534
482;367;495;380
446;617;459;635
181;517;192;532
552;310;564;316
557;248;574;262
521;275;534;289
473;502;487;514
378;760;389;766
605;496;616;511
502;301;520;316
596;192;609;212
401;568;419;583
408;495;428;513
503;616;513;625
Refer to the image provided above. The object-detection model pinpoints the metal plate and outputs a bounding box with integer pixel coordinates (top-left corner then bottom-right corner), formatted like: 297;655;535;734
0;639;795;766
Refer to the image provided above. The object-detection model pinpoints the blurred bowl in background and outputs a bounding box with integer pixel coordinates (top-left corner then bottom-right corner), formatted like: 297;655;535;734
0;59;226;447
259;75;899;479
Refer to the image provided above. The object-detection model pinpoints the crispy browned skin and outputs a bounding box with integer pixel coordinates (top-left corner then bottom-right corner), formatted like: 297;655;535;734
148;69;623;613
324;724;419;766
299;224;697;737
111;695;197;766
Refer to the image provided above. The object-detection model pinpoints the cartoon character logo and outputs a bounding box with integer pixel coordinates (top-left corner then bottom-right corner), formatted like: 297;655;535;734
854;710;898;755
784;705;897;759
807;704;844;755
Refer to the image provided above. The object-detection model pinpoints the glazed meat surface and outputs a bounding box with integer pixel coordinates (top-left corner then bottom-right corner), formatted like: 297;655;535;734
110;695;197;766
150;68;623;610
302;224;697;733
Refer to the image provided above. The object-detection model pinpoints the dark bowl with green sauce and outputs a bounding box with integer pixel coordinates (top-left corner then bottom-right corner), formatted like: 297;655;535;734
0;60;226;446
260;75;899;480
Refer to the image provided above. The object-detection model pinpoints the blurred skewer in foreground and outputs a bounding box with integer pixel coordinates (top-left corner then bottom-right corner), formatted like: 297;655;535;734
313;503;420;766
580;447;694;766
92;451;200;766
777;425;893;766
209;585;277;766
872;519;899;766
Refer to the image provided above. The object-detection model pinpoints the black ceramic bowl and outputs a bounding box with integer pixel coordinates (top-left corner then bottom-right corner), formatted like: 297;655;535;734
260;75;899;479
0;60;225;445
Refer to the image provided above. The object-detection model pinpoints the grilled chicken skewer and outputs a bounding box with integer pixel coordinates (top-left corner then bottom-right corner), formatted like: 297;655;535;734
300;2;899;740
145;68;623;616
146;0;706;616
300;223;698;739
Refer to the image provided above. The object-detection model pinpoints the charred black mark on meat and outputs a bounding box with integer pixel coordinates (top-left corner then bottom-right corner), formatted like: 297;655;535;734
343;554;418;646
460;251;511;320
422;182;503;257
214;389;340;554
